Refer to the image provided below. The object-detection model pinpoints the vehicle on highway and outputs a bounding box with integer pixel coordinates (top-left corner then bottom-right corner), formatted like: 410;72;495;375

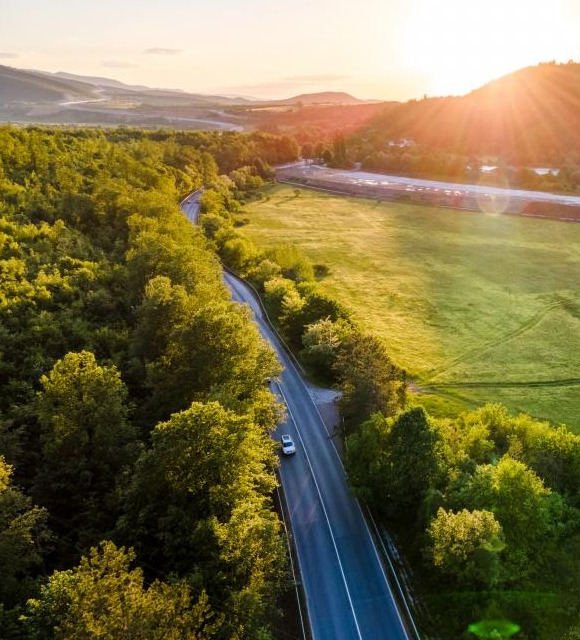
280;434;296;456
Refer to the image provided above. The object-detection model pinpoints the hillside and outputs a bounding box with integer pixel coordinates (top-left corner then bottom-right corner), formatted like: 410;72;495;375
0;65;95;103
0;64;250;129
0;65;378;130
358;61;580;163
277;91;368;105
1;65;247;107
51;70;151;90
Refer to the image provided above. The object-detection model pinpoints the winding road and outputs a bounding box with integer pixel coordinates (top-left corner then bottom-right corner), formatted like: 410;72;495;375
181;196;413;640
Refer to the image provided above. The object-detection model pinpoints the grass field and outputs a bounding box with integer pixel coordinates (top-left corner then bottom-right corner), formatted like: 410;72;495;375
240;184;580;430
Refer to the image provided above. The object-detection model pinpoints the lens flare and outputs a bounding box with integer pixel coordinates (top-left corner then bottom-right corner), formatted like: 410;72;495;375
468;619;521;639
476;175;511;214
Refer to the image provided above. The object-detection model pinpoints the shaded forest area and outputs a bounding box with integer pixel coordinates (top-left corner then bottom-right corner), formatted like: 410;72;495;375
0;126;300;639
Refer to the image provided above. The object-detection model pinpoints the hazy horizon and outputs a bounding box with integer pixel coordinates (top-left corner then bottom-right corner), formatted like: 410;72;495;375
2;0;580;101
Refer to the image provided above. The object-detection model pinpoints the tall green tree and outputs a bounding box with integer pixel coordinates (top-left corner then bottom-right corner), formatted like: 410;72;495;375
145;302;280;421
458;456;565;578
335;332;406;431
26;541;219;640
301;318;352;380
347;407;443;518
35;351;136;544
0;456;50;609
427;507;504;587
118;402;283;639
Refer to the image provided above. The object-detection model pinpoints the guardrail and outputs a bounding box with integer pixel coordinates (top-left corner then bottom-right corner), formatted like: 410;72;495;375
221;264;307;377
363;504;423;640
179;187;203;207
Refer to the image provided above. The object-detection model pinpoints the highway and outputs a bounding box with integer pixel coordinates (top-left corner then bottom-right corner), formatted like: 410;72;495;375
181;196;413;640
277;164;580;207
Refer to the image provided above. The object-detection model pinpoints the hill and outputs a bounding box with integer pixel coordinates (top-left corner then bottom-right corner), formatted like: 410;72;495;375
0;65;95;103
51;70;151;91
277;91;369;105
1;65;248;107
0;64;249;129
0;65;382;131
357;61;580;164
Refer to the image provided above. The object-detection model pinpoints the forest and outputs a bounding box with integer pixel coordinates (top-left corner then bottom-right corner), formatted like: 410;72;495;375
0;126;300;639
2;122;580;640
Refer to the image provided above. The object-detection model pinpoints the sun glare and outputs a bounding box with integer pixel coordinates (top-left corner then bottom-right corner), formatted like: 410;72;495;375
399;0;573;96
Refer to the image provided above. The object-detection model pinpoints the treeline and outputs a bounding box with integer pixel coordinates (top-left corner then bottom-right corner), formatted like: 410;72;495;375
197;188;407;431
0;125;299;639
299;134;580;195
250;103;384;147
356;144;580;194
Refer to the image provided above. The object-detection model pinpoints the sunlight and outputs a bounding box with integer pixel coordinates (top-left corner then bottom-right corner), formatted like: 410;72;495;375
399;0;573;96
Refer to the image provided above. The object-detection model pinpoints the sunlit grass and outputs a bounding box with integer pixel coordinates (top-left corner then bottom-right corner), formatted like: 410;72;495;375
241;185;580;430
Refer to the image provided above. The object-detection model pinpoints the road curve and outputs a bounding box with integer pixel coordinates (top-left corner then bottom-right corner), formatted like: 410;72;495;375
181;195;412;640
181;190;202;224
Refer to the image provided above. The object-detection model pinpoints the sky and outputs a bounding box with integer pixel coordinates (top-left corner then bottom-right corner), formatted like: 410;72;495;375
1;0;580;100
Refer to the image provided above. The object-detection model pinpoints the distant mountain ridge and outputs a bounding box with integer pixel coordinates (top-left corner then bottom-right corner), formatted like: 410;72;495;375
50;71;152;91
0;65;373;107
0;65;96;103
0;64;379;129
0;65;250;106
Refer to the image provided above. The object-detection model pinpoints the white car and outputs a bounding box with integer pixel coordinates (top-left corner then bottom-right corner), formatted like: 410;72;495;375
281;434;296;456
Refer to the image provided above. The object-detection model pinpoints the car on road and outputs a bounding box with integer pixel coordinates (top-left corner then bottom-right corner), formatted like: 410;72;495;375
281;434;296;456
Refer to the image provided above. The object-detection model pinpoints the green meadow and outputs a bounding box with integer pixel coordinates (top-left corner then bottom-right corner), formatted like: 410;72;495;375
241;184;580;430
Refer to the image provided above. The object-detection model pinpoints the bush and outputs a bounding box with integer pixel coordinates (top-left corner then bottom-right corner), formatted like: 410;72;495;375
266;244;314;283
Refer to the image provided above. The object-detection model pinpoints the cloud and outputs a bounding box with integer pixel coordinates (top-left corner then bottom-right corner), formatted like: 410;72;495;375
101;60;138;69
0;52;19;59
144;48;184;56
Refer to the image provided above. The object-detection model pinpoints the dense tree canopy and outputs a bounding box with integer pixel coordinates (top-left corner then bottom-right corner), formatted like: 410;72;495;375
427;507;503;587
35;351;136;549
26;541;219;640
0;126;296;639
0;457;50;609
347;401;580;639
118;402;284;638
347;407;443;517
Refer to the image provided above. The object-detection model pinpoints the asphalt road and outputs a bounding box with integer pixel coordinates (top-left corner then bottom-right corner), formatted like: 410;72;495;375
181;190;202;224
278;164;580;207
180;191;412;639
